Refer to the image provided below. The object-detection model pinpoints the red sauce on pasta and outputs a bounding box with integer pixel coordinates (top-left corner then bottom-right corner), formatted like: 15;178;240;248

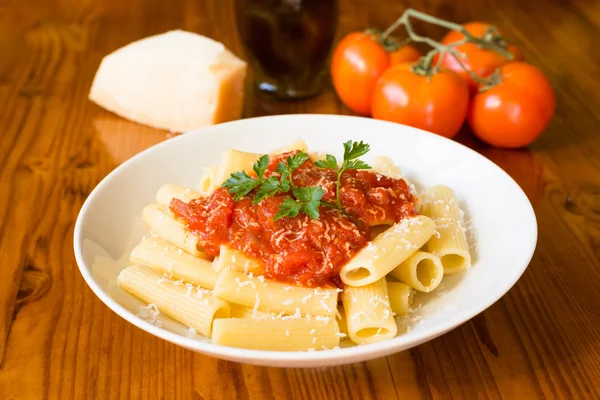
170;152;417;287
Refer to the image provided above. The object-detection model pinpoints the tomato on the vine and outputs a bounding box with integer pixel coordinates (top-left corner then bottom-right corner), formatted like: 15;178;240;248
390;44;421;66
371;63;469;138
438;22;522;94
468;62;555;148
331;32;391;116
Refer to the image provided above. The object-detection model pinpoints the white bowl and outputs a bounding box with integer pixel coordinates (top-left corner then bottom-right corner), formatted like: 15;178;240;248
74;114;537;367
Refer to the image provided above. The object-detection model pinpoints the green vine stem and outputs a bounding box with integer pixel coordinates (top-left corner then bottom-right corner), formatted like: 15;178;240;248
380;8;514;85
477;69;503;92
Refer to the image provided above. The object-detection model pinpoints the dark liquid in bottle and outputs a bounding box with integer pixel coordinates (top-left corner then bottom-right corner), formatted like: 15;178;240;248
235;0;338;99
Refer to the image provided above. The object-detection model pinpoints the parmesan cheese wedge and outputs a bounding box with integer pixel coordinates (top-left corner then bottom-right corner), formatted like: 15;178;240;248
89;30;247;132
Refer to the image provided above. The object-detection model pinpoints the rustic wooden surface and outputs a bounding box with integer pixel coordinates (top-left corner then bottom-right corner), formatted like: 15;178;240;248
1;0;599;398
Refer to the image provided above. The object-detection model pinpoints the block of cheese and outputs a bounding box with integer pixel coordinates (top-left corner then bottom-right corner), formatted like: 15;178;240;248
89;30;247;133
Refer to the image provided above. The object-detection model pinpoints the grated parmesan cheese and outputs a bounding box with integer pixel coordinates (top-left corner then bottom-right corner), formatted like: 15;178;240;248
320;300;332;313
185;282;193;296
252;293;260;317
186;327;197;338
137;304;162;327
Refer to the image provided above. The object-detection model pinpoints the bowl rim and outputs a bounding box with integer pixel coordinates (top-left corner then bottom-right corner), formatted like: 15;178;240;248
73;114;538;365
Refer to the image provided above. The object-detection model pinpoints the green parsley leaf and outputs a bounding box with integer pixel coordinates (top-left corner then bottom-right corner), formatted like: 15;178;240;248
345;159;371;170
222;171;260;201
287;151;309;170
253;176;280;204
292;187;324;203
275;161;292;191
274;198;301;220
301;202;320;220
295;187;325;220
314;154;338;170
253;154;270;179
343;140;370;160
276;161;289;182
278;177;291;192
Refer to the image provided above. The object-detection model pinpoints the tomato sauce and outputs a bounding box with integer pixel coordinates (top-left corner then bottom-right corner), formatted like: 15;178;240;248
170;152;417;287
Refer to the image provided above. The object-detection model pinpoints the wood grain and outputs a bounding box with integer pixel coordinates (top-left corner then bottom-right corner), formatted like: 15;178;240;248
1;0;600;398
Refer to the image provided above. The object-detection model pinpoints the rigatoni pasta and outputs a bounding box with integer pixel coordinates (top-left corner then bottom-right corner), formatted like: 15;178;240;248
386;281;414;316
156;183;201;207
214;245;265;274
130;236;218;289
372;155;403;178
213;149;261;187
212;317;340;351
142;204;205;258
269;138;308;154
118;140;473;351
422;185;471;274
336;306;349;338
228;303;279;319
213;269;338;317
389;251;444;292
342;278;397;345
198;165;218;196
339;215;436;287
117;265;230;337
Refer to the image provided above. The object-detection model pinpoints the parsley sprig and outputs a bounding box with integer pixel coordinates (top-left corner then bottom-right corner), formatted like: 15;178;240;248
314;140;371;210
275;187;324;220
221;154;270;201
221;141;371;221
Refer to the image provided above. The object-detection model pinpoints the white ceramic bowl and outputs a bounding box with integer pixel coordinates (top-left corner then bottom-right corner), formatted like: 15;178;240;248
74;114;537;367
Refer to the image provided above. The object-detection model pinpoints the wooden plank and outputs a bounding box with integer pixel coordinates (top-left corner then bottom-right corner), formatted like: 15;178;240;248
1;0;600;398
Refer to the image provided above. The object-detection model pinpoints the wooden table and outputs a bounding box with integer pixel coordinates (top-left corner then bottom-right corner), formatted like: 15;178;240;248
1;0;599;398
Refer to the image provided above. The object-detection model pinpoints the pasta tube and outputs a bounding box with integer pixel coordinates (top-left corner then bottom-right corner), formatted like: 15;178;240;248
339;215;436;287
371;155;403;178
199;165;218;195
337;306;349;338
117;265;230;337
156;183;201;207
371;156;419;211
389;251;444;292
342;278;397;345
130;236;217;289
214;245;265;274
370;225;390;240
213;269;338;317
229;303;279;319
386;281;414;316
308;152;328;162
269;138;308;154
212;317;340;351
213;149;261;186
422;185;471;274
142;204;203;257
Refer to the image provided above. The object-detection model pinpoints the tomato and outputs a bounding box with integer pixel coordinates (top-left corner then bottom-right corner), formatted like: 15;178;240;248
371;63;469;138
438;22;522;94
331;32;391;115
390;44;421;66
468;62;555;148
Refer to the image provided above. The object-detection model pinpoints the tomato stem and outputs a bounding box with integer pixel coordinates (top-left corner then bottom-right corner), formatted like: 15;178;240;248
447;49;491;85
477;69;503;92
381;8;514;85
433;49;446;73
365;27;403;52
395;36;413;48
411;48;439;77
